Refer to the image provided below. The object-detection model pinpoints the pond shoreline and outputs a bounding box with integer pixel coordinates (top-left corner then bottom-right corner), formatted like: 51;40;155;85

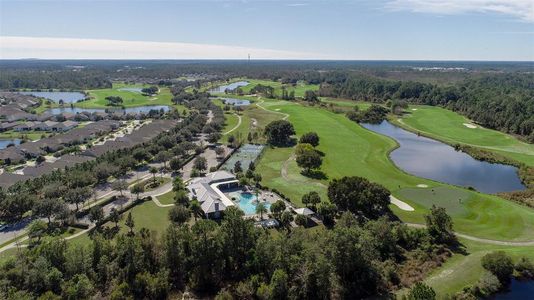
361;120;526;194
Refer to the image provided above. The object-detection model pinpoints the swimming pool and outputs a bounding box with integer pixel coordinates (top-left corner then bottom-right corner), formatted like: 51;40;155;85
229;191;271;215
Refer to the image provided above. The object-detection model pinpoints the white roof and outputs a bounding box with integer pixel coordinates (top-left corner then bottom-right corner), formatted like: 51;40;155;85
187;171;237;215
294;207;315;216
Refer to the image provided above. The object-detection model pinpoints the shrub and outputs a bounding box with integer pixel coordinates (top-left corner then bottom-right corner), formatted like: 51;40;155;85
481;251;514;284
404;282;436;300
515;257;534;279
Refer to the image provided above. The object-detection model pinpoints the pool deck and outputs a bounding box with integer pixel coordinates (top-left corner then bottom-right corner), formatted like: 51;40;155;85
225;187;284;218
211;180;239;208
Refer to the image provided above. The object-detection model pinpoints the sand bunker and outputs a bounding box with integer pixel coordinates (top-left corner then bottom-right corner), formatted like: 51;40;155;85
390;195;415;211
411;108;418;111
275;108;281;111
417;184;428;188
463;123;477;129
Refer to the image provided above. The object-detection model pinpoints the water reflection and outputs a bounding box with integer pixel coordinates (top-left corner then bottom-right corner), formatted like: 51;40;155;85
361;121;525;194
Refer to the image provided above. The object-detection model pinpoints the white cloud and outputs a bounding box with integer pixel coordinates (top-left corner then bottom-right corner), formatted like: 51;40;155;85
0;36;329;60
387;0;534;22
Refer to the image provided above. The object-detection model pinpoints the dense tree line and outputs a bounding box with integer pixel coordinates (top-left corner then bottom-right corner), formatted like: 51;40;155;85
319;73;534;141
0;69;111;90
0;174;460;299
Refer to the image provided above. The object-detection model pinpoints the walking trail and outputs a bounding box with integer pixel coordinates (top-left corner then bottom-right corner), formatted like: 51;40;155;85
223;113;242;135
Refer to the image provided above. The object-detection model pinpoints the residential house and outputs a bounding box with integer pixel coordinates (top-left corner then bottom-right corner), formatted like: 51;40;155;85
187;170;238;219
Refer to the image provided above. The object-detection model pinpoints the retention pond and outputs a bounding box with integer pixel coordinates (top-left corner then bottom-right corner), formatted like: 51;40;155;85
361;121;526;194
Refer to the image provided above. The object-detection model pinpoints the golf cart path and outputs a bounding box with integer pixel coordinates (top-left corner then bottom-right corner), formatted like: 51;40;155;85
406;223;534;246
256;99;289;120
223;113;242;135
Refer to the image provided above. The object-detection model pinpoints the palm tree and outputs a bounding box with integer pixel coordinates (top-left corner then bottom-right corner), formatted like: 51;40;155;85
189;199;202;221
149;166;158;184
255;202;268;220
131;184;144;201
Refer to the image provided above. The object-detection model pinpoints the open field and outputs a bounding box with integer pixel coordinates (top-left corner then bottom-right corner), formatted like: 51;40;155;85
255;98;534;241
77;82;175;109
395;105;534;166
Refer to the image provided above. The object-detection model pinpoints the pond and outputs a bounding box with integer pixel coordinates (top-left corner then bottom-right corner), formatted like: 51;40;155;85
45;105;170;115
361;121;526;194
221;98;251;106
209;81;249;93
117;87;144;93
19;91;86;103
0;139;21;150
489;279;534;299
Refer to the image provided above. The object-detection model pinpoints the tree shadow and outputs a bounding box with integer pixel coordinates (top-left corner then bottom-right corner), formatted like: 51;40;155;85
315;149;326;157
269;138;297;148
301;170;328;180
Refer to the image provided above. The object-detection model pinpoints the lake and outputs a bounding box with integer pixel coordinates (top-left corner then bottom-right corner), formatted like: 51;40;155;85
45;105;170;115
221;98;251;106
361;121;526;194
209;81;249;93
0;139;21;150
19;91;86;103
489;279;534;299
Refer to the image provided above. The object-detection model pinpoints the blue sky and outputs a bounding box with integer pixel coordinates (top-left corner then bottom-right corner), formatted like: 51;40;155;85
0;0;533;60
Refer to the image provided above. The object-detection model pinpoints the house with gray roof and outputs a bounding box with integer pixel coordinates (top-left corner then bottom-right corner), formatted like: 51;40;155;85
187;170;238;219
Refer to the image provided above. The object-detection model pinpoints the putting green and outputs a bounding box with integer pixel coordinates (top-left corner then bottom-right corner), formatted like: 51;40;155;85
398;187;469;216
397;106;534;166
255;98;534;241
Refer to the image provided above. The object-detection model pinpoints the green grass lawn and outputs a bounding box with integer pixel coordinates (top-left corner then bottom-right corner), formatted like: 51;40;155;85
423;238;534;297
70;199;173;247
255;98;534;241
395;106;534;166
320;97;372;110
0;131;49;141
222;112;240;133
77;82;175;109
109;200;172;236
157;190;175;205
